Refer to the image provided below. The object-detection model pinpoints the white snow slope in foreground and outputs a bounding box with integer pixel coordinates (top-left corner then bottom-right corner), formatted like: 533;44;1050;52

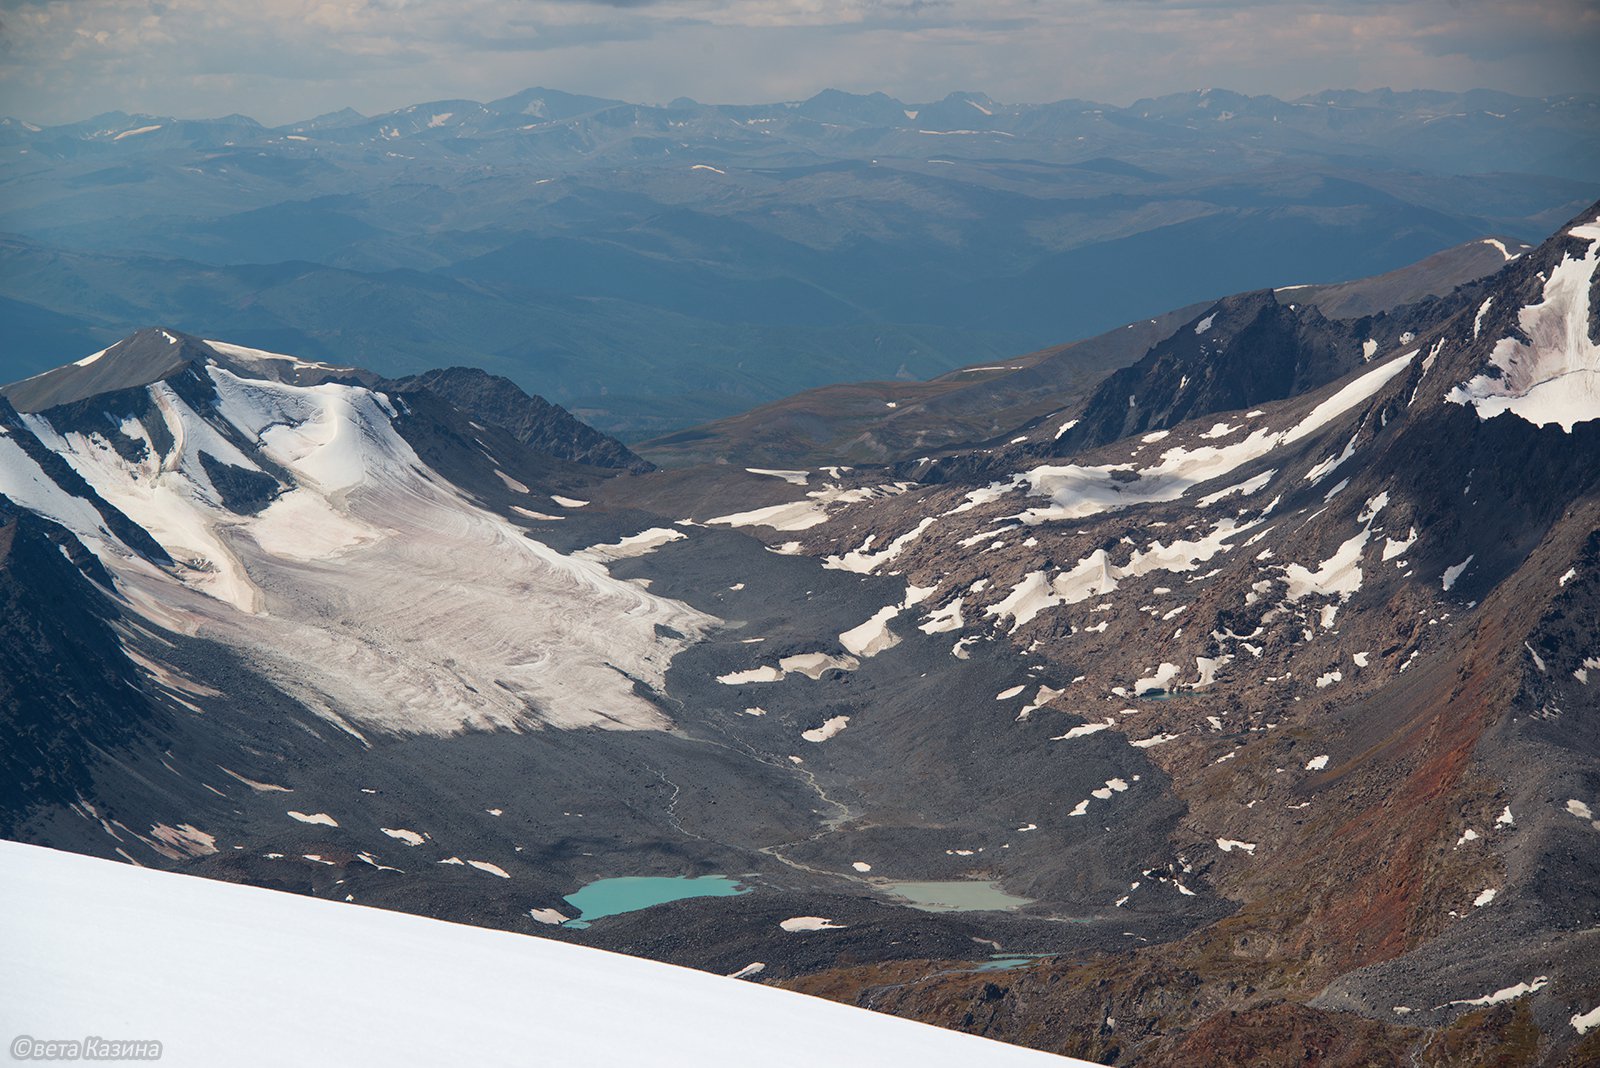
0;841;1085;1068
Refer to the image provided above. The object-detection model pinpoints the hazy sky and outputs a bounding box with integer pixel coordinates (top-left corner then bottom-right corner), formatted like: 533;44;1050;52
2;0;1597;124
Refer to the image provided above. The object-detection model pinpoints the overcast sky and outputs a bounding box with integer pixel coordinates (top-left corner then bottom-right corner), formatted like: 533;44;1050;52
2;0;1597;125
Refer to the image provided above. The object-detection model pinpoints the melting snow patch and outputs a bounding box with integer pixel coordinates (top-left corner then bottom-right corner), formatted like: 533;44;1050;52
1052;719;1114;741
1305;755;1329;771
288;811;338;827
781;652;858;679
1195;313;1217;334
1134;663;1180;695
1198;470;1273;507
996;685;1027;700
467;861;510;879
495;470;529;494
1284;528;1371;603
1473;297;1494;339
1382;528;1417;561
780;916;846;932
801;716;850;743
1130;733;1180;748
529;908;568;925
550;496;589;508
727;962;766;980
840;606;902;657
576;527;685;563
1442;556;1474;591
1216;839;1256;854
1565;799;1600;829
1473;888;1496;907
747;468;809;485
717;666;785;685
852;861;872;873
1316;670;1342;688
381;828;426;846
1573;1004;1600;1035
1445;976;1548;1009
827;516;935;573
1559;567;1577;587
1497;806;1515;827
920;597;964;634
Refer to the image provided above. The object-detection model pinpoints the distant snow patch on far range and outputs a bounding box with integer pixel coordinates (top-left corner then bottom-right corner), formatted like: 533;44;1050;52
1448;215;1600;432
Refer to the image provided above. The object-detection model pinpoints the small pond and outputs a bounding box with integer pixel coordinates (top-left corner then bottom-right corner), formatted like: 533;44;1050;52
561;875;749;929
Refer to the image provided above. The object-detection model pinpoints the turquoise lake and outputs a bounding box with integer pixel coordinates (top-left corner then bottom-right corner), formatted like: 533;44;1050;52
561;875;749;928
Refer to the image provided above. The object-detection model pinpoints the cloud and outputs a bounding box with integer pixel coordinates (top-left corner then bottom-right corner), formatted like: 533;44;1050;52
0;0;1594;123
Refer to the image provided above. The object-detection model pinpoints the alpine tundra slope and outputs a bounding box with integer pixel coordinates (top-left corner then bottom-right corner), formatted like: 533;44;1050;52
2;204;1598;1065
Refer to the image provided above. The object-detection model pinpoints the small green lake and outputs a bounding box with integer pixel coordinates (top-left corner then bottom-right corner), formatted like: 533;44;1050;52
972;954;1049;972
883;880;1034;913
561;875;749;929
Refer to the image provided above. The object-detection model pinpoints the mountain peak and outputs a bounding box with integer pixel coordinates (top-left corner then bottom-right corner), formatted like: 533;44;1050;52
0;330;369;414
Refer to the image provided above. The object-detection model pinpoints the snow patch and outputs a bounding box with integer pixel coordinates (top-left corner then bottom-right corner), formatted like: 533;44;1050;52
802;716;851;743
780;916;846;932
288;811;338;827
1448;214;1600;432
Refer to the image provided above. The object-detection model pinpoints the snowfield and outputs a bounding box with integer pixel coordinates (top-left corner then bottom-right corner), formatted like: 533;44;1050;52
0;841;1083;1067
1448;214;1600;432
1;358;715;737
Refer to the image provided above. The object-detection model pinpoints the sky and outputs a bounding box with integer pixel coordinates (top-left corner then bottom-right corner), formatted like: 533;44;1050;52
1;0;1597;125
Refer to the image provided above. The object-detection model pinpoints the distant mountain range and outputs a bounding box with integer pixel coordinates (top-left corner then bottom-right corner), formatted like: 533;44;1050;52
2;87;1596;437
